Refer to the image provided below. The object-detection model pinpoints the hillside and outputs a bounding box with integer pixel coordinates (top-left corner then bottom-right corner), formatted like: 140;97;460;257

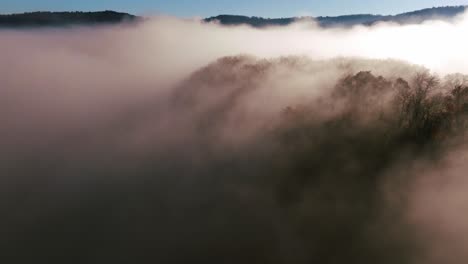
205;6;467;27
0;11;137;28
0;6;466;29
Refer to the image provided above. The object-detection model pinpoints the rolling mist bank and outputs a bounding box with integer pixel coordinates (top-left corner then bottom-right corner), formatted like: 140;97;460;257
2;12;468;263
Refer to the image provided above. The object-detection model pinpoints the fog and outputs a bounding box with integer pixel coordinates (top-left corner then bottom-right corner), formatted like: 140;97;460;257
1;12;468;263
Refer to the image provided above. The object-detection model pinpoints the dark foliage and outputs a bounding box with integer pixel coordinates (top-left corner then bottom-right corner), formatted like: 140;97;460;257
2;57;468;263
0;11;137;28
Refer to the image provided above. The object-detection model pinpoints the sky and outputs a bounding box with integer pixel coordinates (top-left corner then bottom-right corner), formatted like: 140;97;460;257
2;0;468;17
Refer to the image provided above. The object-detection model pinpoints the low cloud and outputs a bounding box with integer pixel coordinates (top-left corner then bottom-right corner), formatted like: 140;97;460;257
1;13;468;263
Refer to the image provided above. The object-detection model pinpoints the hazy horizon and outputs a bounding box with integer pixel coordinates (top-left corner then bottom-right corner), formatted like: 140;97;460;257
2;0;468;18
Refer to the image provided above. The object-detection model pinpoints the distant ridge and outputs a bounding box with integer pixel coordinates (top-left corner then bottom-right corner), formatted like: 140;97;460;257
205;6;467;28
0;6;466;29
0;11;137;28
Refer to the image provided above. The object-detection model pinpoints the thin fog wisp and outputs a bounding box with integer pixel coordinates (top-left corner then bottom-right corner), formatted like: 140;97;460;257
1;15;468;264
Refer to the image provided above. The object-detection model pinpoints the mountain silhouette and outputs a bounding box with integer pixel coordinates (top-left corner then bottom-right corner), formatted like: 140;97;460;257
0;6;466;28
0;11;137;28
205;6;467;28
